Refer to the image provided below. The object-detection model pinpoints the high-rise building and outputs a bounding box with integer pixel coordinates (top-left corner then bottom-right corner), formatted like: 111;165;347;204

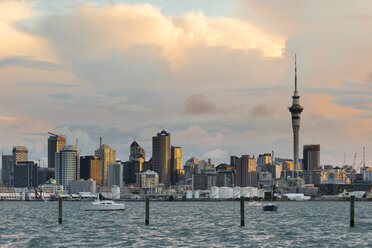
170;146;182;185
130;141;146;162
55;145;80;188
231;155;257;187
303;144;320;171
14;161;38;188
123;161;141;185
184;157;198;183
95;138;116;186
48;133;66;169
12;146;28;163
257;153;272;167
80;156;102;186
288;55;304;171
107;162;123;187
37;167;55;185
152;130;171;186
1;155;14;186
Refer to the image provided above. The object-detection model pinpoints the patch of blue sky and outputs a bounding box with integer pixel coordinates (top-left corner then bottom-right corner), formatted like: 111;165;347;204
31;0;236;18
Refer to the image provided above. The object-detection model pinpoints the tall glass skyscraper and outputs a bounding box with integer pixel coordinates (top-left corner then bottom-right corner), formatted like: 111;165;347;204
55;145;80;188
152;130;170;186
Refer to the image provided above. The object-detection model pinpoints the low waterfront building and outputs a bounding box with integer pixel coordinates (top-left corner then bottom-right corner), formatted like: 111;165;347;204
300;170;321;185
192;170;234;190
69;179;96;194
0;192;24;200
140;170;159;189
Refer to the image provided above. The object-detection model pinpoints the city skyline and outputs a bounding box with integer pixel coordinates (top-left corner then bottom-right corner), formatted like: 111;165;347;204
1;0;372;168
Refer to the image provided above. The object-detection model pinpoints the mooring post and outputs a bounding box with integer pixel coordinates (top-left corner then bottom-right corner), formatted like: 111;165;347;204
58;197;63;224
145;197;149;225
240;196;245;227
350;195;355;227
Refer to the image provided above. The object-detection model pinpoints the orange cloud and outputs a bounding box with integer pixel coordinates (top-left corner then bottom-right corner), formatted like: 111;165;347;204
34;3;285;70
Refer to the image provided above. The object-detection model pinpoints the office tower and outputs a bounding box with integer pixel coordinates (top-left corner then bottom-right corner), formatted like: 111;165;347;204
48;132;66;168
129;141;145;173
37;167;55;185
303;144;320;171
107;162;123;187
80;156;102;186
170;146;182;185
152;130;171;186
257;153;272;167
95;137;116;186
123;161;141;185
231;155;257;187
14;161;38;188
288;55;304;171
184;157;198;183
1;155;13;186
12;146;28;163
55;145;80;188
130;141;146;162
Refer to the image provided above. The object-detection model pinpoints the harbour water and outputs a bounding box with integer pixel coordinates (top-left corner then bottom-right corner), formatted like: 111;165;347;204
1;201;371;247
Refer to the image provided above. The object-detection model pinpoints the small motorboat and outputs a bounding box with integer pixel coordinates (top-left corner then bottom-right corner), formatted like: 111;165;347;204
262;202;278;211
82;200;125;211
247;201;262;207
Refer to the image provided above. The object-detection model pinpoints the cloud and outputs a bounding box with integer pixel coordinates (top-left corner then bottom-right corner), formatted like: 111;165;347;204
2;1;372;167
0;1;35;24
25;3;284;71
0;56;61;71
203;149;228;160
184;94;217;114
173;125;224;146
250;104;272;118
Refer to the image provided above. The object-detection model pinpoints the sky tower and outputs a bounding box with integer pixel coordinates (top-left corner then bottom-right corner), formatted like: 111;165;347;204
288;55;304;171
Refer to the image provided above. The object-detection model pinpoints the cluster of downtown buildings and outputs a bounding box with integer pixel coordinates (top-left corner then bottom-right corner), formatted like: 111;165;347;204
1;60;371;200
1;129;371;200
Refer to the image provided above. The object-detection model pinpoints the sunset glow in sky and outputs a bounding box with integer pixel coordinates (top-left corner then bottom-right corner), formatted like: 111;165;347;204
1;0;372;168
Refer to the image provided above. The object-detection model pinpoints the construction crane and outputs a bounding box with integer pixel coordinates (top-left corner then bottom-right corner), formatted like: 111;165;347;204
343;152;346;166
353;153;357;169
355;147;366;173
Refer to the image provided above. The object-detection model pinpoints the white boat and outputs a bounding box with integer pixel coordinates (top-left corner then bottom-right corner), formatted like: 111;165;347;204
82;200;125;211
247;201;262;207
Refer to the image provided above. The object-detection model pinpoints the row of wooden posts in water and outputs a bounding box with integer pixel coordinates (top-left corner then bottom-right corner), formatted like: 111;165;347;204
57;196;356;227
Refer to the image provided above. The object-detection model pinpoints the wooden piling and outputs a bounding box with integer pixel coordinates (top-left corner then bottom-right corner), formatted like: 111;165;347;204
350;195;355;227
240;196;245;227
145;197;149;225
58;197;62;224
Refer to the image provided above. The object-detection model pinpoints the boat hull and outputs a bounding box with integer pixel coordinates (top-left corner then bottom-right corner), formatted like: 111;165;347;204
262;204;278;211
82;201;125;211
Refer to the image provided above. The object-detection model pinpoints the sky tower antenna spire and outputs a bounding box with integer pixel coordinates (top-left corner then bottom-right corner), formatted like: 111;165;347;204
295;53;298;93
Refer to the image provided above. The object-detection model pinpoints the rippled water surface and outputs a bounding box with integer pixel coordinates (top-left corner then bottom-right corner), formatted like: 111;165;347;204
1;201;371;247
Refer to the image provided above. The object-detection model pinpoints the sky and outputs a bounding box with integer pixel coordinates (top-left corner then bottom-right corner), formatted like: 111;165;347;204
1;0;372;169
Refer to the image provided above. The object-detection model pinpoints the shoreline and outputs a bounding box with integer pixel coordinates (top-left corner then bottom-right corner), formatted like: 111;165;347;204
1;198;371;202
